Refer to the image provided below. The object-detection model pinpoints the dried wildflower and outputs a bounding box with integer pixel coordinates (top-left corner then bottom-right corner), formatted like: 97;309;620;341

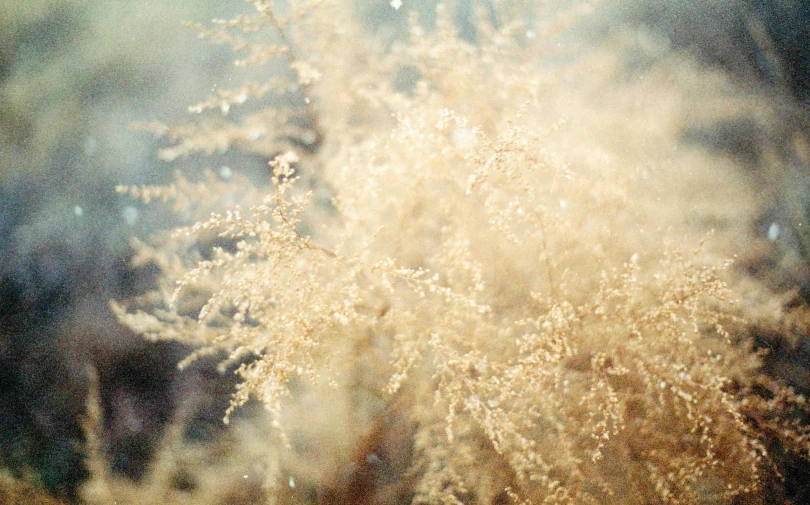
112;1;810;504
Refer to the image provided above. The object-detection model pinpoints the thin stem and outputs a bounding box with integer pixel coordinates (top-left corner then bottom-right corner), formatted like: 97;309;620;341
260;5;324;151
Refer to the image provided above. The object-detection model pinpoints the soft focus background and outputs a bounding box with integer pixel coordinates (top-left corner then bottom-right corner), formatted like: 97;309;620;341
0;0;250;499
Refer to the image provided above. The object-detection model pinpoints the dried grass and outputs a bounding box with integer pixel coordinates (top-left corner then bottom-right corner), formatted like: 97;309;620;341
101;1;810;504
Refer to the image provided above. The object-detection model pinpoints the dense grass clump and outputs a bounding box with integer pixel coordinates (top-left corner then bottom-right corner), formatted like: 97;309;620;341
82;1;810;504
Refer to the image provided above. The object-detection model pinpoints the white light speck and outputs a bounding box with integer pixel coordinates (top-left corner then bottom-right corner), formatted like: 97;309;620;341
659;381;667;389
390;0;402;10
526;30;536;40
73;205;83;217
630;252;639;264
304;97;311;104
559;199;567;210
302;130;317;145
123;206;138;226
83;137;96;156
289;476;296;488
767;222;780;241
219;166;233;180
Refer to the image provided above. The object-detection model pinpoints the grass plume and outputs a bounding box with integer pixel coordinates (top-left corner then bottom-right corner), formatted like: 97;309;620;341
108;1;810;504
